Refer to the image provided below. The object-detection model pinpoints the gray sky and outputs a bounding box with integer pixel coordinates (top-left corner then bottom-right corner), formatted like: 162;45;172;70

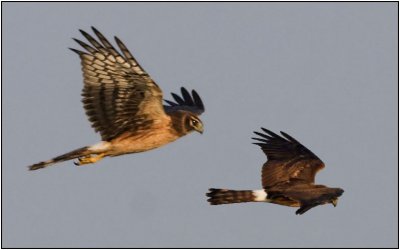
3;2;398;248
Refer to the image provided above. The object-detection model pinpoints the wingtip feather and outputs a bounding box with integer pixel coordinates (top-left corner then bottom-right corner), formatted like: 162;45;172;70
69;48;82;55
261;127;281;138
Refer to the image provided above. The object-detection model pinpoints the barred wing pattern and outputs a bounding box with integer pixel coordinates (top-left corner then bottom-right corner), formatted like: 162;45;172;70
164;87;205;115
252;128;325;189
70;27;166;141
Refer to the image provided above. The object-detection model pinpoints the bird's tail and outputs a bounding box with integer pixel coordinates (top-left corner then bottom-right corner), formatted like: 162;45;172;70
28;146;90;171
206;188;267;205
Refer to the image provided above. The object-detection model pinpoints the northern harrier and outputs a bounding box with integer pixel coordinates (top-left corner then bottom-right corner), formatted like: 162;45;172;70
28;27;205;170
207;128;344;215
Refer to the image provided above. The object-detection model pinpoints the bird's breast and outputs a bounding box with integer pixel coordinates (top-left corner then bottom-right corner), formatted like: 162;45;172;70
108;127;180;156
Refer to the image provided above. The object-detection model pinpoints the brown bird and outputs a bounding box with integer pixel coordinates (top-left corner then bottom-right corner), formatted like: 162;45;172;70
207;128;344;215
28;27;205;170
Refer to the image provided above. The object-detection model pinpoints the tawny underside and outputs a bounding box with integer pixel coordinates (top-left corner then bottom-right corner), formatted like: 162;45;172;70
103;120;181;156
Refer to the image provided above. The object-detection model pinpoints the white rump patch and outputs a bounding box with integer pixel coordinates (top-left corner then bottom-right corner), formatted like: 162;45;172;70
252;189;268;201
89;141;110;152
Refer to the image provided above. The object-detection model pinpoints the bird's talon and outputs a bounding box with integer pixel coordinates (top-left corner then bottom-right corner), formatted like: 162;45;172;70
74;153;105;166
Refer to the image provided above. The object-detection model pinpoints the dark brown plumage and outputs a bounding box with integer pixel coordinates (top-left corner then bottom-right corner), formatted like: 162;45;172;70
28;27;205;170
207;128;344;215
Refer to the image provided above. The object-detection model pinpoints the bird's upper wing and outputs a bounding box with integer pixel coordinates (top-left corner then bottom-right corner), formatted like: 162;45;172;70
70;27;168;141
163;87;205;115
252;128;325;189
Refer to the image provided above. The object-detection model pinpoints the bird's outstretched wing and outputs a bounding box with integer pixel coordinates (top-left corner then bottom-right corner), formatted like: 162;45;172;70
252;128;325;189
164;87;205;115
70;27;167;141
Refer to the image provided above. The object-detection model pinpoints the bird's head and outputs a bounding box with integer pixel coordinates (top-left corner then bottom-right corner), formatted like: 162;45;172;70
185;114;204;134
170;111;204;135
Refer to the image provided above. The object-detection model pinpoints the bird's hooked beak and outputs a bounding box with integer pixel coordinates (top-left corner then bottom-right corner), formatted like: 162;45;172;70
195;123;204;134
332;199;338;207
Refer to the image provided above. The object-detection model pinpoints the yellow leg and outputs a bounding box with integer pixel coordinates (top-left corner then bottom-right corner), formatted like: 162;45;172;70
74;153;105;166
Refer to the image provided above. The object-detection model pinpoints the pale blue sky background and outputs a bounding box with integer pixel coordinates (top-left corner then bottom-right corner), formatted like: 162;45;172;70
3;2;398;248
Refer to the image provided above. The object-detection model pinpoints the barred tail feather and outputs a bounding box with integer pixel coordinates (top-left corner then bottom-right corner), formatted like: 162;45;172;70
206;188;267;205
28;147;90;171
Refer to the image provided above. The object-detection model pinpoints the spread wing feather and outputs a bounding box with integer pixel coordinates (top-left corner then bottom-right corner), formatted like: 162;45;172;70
252;128;325;188
164;87;205;115
70;27;167;141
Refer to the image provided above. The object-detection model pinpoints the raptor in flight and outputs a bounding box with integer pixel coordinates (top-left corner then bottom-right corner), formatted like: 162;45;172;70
206;128;343;215
29;27;205;170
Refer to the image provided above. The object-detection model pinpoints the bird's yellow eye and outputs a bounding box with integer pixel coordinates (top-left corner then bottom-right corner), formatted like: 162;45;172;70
191;119;198;126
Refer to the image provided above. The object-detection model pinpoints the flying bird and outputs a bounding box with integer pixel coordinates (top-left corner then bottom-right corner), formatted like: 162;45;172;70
28;27;205;170
206;128;343;215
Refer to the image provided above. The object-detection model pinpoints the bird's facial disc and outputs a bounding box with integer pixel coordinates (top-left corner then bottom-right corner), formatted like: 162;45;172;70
331;198;338;207
189;116;204;134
